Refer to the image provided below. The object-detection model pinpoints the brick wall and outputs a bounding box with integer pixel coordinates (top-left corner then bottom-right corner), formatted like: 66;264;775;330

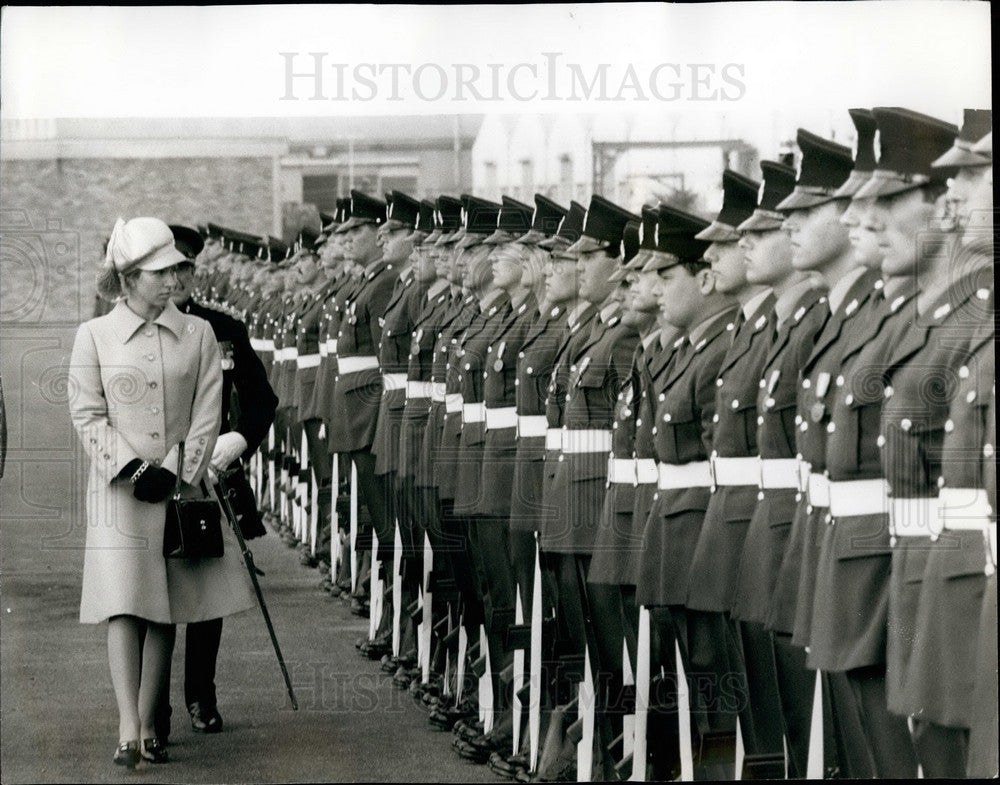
1;155;274;326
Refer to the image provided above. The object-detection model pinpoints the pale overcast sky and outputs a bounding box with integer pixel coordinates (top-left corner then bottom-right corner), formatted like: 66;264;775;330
1;2;991;156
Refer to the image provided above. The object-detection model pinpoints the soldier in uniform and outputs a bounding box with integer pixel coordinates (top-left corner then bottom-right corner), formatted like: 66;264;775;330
633;196;737;780
680;168;777;769
154;225;278;741
769;110;885;779
538;195;641;778
957;130;996;780
868;109;989;777
367;191;424;663
328;191;397;632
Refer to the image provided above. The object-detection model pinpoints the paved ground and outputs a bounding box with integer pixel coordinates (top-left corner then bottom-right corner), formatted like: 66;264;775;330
0;464;497;784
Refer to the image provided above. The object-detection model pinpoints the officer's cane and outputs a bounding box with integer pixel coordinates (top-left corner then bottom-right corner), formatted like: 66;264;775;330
330;451;340;584
529;540;543;774
213;474;299;711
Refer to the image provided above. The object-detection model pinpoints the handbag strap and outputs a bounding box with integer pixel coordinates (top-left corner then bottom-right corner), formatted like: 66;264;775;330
173;441;185;498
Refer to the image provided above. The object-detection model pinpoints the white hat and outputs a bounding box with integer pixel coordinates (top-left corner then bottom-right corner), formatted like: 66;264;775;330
105;217;186;273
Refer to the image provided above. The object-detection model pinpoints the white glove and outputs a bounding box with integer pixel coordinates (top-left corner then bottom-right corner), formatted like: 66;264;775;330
210;432;248;472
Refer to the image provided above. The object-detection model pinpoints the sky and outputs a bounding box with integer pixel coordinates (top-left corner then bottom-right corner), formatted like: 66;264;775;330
0;2;992;155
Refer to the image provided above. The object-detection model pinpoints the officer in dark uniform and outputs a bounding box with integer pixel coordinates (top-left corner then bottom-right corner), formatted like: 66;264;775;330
867;108;987;778
633;199;737;781
155;224;278;741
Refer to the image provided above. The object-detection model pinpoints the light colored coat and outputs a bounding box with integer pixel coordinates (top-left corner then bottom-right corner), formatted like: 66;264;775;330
69;300;255;624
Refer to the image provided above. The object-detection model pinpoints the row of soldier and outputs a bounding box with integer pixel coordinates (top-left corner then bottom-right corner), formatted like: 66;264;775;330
185;105;995;781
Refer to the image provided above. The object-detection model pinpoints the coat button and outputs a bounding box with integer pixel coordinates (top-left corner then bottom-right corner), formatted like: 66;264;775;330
758;416;765;426
146;353;155;361
967;390;977;403
151;432;159;439
802;379;811;389
716;378;724;387
731;399;739;409
836;375;844;387
712;414;719;423
877;435;885;447
144;330;153;337
150;407;159;414
900;418;912;431
884;386;894;398
959;366;970;379
844;394;853;405
826;422;835;433
149;381;157;389
944;419;954;432
663;413;672;422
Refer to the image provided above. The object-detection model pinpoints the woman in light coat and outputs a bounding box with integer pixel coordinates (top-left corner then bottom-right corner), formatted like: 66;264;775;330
68;217;255;768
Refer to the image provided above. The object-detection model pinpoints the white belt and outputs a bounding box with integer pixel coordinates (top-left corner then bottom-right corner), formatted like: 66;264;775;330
326;338;338;353
760;458;801;490
657;460;713;489
517;415;548;438
889;497;940;539
486;406;517;430
607;457;636;485
338;355;379;375
406;380;434;400
250;337;264;351
431;382;447;403
382;373;407;391
463;402;486;423
445;393;463;413
711;455;759;487
280;347;298;362
545;428;564;451
807;473;831;508
296;353;321;369
828;479;888;518
260;339;275;352
635;458;658;485
562;429;612;454
987;524;997;573
319;343;329;357
939;487;994;532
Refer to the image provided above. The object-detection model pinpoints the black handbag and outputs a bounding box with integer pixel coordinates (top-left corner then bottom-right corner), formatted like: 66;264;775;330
163;441;224;559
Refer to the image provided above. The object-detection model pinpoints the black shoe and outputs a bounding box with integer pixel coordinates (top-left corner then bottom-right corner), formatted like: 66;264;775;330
113;741;140;769
188;701;223;734
140;737;169;764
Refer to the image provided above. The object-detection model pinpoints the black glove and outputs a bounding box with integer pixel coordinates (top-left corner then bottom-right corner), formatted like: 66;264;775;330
118;458;144;481
133;466;177;503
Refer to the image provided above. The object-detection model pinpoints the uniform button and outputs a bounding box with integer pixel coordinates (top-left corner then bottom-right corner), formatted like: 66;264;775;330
937;476;946;489
799;422;808;432
759;379;766;389
765;397;775;408
149;381;157;389
527;367;533;374
826;422;836;433
636;419;642;427
518;351;525;359
731;399;739;409
984;443;994;458
884;386;893;398
712;413;719;423
944;419;954;432
465;363;471;370
663;413;672;422
959;366;970;379
795;414;802;425
802;379;811;389
716;378;724;387
758;416;765;426
514;379;519;386
658;393;665;401
844;394;853;405
836;375;844;387
652;427;658;435
967;390;977;403
900;418;912;431
876;435;885;447
613;422;619;430
558;455;564;462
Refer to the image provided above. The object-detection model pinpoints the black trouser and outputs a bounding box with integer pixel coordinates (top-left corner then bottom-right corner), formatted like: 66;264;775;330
843;665;918;778
646;606;682;781
663;606;739;781
732;619;785;759
347;448;393;563
154;618;224;737
770;632;815;778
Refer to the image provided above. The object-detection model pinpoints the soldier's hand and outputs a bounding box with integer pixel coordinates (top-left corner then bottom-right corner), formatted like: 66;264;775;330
211;432;248;472
133;467;176;503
